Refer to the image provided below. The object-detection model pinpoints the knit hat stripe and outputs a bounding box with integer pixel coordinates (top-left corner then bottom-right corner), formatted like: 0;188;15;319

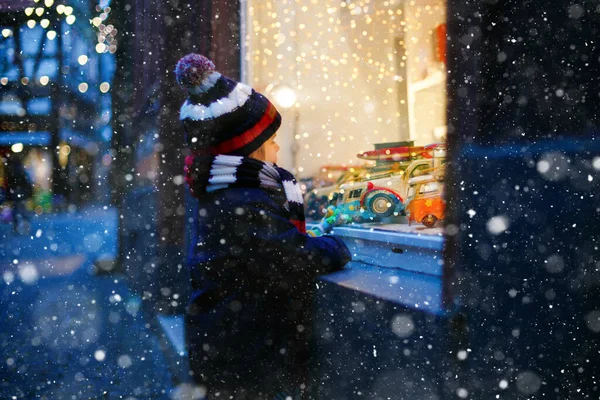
180;83;252;121
211;102;279;155
189;75;238;106
187;72;222;95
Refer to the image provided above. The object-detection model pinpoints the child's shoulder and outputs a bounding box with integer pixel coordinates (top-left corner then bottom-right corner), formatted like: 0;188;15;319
219;187;285;208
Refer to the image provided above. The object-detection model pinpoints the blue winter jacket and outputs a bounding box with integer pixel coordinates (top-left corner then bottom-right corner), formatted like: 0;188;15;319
186;186;351;395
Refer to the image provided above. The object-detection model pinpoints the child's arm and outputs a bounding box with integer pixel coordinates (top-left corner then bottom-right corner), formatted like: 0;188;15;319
236;197;352;279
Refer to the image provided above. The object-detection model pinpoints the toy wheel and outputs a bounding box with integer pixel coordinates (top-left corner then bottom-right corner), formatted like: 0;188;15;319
421;214;438;228
367;193;397;218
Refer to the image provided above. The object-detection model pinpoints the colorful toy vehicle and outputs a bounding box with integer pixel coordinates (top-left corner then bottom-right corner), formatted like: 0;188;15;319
405;175;445;228
304;166;367;219
332;158;434;221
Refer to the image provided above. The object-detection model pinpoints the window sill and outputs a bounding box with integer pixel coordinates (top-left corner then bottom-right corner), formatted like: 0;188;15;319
314;225;450;317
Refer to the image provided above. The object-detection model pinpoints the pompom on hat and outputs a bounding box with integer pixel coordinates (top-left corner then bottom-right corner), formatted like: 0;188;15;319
176;53;281;157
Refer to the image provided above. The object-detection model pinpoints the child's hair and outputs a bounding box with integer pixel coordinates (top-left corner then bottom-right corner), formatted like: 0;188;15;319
249;144;266;161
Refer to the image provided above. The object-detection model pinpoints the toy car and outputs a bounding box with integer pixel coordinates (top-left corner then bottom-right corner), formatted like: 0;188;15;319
332;158;434;221
405;175;445;228
304;166;367;219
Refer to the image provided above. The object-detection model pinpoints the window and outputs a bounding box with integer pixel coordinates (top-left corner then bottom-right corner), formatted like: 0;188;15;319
244;0;446;232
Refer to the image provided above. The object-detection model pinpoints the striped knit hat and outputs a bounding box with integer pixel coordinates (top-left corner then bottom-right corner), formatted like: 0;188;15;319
175;53;282;156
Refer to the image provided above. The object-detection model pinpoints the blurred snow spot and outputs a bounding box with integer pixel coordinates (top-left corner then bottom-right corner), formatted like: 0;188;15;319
467;209;476;218
456;388;469;398
18;262;39;284
389;276;399;284
82;327;99;344
173;175;184;185
391;314;415;338
117;354;132;368
351;301;366;313
109;293;122;303
486;215;510;235
499;379;509;389
35;229;42;238
445;224;459;236
544;254;565;274
94;349;106;361
457;350;468;360
125;297;141;317
508;288;518;298
585;310;600;333
593;157;600;170
229;300;242;312
169;383;207;400
568;4;585;19
537;152;569;181
6;357;14;366
3;271;15;285
109;311;121;324
84;233;103;252
516;371;541;395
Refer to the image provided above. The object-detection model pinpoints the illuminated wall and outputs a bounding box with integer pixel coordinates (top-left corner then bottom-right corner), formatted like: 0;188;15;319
244;0;446;176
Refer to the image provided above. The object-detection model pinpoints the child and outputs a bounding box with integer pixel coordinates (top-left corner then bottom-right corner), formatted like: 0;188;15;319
176;53;352;399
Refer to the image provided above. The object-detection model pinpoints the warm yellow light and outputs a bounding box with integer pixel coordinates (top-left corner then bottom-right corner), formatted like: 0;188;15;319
78;82;88;93
35;7;44;16
268;85;296;110
64;6;73;15
77;55;88;65
46;30;57;40
99;82;110;93
92;17;102;27
25;7;34;16
56;4;65;13
59;143;70;167
11;143;24;153
1;29;11;37
95;43;106;53
45;0;54;7
0;77;8;85
40;19;50;29
39;76;49;85
21;77;29;85
66;15;76;25
27;20;36;29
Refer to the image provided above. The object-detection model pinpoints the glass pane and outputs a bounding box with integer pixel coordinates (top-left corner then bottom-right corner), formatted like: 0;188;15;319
245;0;447;232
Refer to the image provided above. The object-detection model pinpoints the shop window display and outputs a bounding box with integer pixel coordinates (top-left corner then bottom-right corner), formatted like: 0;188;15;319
244;0;447;232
